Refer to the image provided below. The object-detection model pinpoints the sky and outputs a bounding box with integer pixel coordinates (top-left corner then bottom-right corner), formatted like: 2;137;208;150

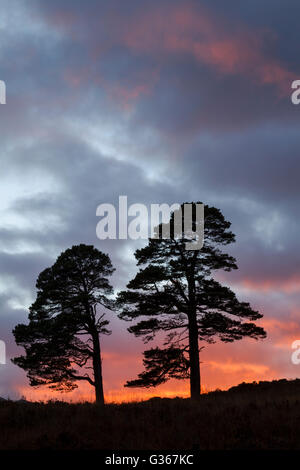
0;0;300;402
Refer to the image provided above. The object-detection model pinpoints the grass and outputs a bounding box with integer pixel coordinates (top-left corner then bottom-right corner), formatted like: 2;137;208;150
1;378;300;450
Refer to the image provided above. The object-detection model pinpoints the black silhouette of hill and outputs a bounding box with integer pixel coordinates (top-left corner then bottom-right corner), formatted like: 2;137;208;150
1;378;300;450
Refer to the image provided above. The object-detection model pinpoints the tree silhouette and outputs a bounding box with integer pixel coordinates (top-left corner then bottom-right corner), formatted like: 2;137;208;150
117;203;266;399
12;244;114;404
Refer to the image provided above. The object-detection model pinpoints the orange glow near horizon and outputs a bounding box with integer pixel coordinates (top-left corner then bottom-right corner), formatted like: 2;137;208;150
8;300;300;404
16;367;286;404
14;354;290;404
11;308;300;404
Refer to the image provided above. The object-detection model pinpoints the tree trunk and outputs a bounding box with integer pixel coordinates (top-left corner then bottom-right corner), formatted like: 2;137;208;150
92;330;105;405
188;311;201;399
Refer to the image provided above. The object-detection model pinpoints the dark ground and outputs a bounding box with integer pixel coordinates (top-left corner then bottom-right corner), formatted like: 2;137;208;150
1;378;300;450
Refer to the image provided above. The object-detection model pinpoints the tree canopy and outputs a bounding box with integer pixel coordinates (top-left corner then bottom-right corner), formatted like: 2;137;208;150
117;203;266;398
12;244;115;404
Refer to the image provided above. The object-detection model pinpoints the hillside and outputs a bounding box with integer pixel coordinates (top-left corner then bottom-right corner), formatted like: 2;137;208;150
1;378;300;450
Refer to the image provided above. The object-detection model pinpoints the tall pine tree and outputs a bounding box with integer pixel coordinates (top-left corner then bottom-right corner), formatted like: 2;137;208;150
117;203;266;399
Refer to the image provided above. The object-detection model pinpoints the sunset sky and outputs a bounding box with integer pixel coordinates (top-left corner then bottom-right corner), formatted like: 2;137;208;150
1;0;300;402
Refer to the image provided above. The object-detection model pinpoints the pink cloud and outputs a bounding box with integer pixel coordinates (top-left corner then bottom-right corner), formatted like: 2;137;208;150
43;2;295;110
233;276;300;294
118;4;294;94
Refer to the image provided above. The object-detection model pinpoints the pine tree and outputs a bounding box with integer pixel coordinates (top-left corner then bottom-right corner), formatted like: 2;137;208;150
12;244;115;404
117;203;266;399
